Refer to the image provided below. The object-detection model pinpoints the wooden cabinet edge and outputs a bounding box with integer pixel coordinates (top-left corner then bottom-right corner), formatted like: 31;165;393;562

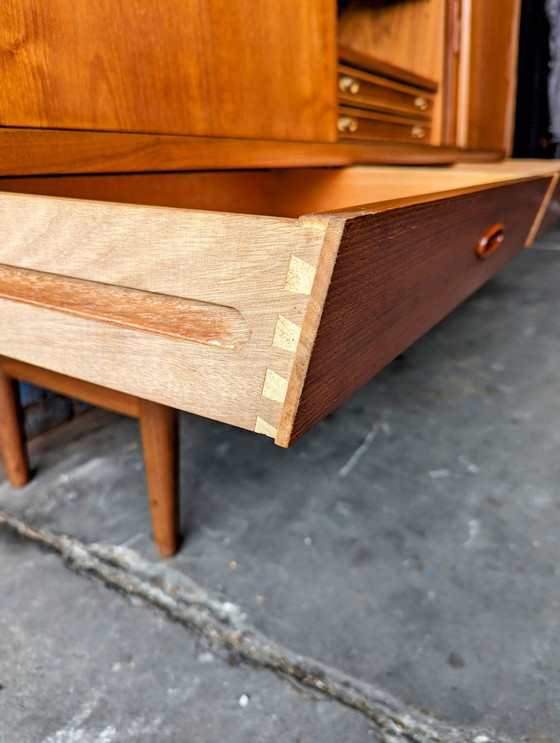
301;174;557;221
275;217;346;448
0;128;465;176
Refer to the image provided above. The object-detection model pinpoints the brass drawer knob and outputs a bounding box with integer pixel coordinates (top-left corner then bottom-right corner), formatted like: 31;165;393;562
338;115;358;134
476;223;505;259
414;96;429;111
411;125;427;139
339;75;360;95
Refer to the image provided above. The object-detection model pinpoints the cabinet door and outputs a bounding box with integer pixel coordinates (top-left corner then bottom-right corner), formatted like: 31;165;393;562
0;0;337;143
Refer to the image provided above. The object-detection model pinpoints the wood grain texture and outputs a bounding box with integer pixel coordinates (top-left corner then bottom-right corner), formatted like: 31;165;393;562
0;0;337;143
6;165;546;221
0;264;249;350
465;0;522;153
338;3;445;85
0;128;465;177
0;192;329;436
338;44;438;92
452;160;560;177
139;399;179;558
282;178;552;445
0;363;29;487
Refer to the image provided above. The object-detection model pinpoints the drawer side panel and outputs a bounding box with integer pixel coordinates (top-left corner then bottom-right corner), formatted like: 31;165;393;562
0;193;328;436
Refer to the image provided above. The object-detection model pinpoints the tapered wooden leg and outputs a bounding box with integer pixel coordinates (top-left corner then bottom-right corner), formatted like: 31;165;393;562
138;399;179;558
0;366;30;487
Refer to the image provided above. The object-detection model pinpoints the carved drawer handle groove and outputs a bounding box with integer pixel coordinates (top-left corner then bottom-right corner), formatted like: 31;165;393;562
0;263;249;349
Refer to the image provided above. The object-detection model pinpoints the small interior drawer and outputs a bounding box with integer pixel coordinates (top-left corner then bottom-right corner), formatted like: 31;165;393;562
338;64;434;120
0;162;557;446
338;106;431;143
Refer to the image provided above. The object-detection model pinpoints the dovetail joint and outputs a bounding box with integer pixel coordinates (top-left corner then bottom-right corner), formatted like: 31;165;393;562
284;255;316;295
261;368;288;404
272;315;302;352
254;417;278;438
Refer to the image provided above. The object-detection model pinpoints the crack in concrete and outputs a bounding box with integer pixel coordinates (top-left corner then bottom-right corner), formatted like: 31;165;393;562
0;508;512;743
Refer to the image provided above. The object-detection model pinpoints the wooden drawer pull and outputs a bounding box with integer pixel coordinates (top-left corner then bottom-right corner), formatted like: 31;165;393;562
339;75;360;95
476;223;505;259
411;125;427;139
338;115;358;133
414;96;429;111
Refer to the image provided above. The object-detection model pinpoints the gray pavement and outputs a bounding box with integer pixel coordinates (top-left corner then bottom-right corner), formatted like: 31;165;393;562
2;231;560;742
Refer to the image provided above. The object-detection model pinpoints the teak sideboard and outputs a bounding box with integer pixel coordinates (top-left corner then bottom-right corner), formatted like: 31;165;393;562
0;0;559;556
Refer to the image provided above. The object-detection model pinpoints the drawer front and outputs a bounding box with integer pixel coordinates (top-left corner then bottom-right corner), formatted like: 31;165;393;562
338;106;430;143
282;177;552;445
338;65;434;120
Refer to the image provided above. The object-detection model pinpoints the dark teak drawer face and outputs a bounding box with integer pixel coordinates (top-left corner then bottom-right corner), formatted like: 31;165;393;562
288;178;552;444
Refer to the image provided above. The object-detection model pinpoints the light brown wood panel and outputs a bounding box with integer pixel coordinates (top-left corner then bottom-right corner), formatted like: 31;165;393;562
338;44;438;91
0;191;330;438
0;128;467;177
0;0;337;142
338;1;446;83
464;0;522;152
0;263;250;349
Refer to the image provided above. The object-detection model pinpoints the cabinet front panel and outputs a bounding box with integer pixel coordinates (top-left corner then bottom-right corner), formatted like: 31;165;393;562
0;0;337;142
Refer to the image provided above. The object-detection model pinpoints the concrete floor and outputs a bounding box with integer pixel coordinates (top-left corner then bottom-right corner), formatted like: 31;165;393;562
2;230;560;742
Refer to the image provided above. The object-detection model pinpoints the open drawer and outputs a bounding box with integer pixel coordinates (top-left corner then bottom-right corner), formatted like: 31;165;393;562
0;162;558;447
